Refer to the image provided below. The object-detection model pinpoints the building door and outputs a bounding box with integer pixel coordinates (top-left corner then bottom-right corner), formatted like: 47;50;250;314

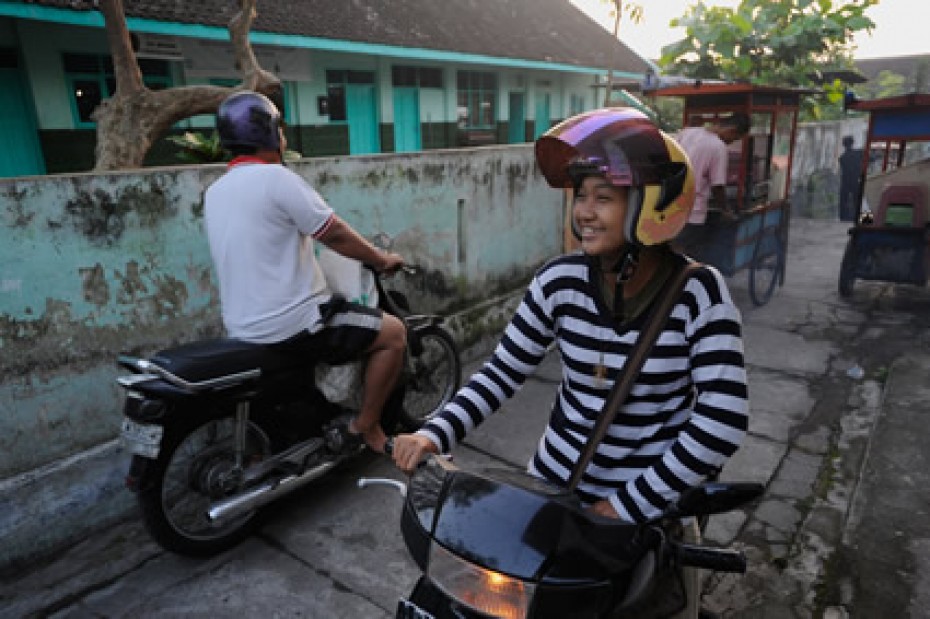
508;92;526;143
534;92;551;139
393;87;421;152
346;83;380;155
0;49;44;178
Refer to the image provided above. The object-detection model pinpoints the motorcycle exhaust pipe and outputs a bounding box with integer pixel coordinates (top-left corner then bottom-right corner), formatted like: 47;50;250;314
206;461;338;523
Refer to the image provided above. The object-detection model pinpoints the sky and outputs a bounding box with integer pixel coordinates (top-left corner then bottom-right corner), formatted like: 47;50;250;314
570;0;927;61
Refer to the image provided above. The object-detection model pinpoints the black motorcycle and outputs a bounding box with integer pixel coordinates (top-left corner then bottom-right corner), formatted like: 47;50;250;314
117;266;461;556
361;455;763;619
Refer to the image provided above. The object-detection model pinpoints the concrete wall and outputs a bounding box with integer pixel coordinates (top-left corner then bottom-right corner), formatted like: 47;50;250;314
0;145;562;571
789;118;870;219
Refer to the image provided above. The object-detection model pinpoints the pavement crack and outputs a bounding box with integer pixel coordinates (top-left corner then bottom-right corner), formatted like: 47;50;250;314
31;551;165;617
255;533;393;615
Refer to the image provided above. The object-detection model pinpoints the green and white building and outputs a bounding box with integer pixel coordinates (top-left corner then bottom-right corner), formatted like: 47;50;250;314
0;0;653;178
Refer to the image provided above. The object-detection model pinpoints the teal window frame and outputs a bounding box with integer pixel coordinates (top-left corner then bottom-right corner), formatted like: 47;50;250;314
64;53;172;128
392;66;443;89
569;93;586;116
457;70;497;130
325;70;376;124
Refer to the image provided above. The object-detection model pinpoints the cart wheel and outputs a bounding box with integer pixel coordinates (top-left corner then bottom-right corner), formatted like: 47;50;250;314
749;228;784;306
838;242;856;297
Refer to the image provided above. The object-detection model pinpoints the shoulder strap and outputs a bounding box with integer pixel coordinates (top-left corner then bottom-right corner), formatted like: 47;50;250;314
567;260;704;492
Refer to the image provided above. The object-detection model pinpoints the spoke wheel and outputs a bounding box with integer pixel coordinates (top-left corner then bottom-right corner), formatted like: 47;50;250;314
838;241;856;297
399;326;461;430
749;229;784;306
138;415;270;555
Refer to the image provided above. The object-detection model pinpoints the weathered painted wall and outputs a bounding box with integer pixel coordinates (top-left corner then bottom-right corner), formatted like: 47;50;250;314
0;144;561;570
789;118;869;219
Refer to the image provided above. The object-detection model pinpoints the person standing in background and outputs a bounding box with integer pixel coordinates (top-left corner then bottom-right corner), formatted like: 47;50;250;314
838;135;864;222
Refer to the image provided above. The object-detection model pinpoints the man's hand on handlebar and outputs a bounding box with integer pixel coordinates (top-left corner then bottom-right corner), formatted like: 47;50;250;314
391;433;440;474
378;251;405;276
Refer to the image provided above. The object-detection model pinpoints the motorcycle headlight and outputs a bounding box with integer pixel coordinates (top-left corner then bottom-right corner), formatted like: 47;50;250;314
429;542;534;619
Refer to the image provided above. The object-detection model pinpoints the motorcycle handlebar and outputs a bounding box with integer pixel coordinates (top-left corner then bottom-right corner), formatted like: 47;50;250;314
673;542;747;573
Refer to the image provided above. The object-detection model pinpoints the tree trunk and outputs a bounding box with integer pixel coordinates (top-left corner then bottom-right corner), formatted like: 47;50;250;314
93;0;280;171
603;1;623;106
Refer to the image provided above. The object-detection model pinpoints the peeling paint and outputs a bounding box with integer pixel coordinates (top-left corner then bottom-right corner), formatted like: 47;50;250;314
63;183;175;246
114;260;149;304
1;147;557;485
4;193;35;228
79;264;109;307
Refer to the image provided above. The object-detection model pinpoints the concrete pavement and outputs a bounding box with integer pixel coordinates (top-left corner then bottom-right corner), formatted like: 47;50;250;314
3;216;930;618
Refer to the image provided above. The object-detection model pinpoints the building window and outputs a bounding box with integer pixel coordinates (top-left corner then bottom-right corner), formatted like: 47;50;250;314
63;53;171;126
392;66;442;89
457;71;497;130
325;69;375;122
570;93;586;116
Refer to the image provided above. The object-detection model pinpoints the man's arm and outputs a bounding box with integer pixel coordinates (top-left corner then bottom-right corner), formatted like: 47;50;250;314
316;215;404;273
711;184;733;215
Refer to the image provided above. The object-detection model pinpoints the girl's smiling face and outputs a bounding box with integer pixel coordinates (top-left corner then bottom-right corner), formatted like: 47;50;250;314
573;175;629;263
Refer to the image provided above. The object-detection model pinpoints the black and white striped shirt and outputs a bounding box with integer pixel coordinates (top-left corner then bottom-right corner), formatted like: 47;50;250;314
418;252;749;523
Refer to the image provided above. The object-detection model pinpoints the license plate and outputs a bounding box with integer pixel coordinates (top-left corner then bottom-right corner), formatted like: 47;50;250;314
120;418;163;458
396;598;436;619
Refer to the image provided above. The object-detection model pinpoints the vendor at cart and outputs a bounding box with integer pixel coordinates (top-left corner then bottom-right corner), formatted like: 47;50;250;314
673;113;751;251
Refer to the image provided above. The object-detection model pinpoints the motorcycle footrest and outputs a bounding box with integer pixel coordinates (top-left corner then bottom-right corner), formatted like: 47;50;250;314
675;542;747;573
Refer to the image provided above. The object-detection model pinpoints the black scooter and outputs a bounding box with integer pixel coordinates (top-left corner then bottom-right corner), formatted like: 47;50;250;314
117;266;461;556
360;454;763;619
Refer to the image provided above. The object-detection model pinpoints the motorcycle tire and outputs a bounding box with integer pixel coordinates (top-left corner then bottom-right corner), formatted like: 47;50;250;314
399;325;461;430
136;412;272;556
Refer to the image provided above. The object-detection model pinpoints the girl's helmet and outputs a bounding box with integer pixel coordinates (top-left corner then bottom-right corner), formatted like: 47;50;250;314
535;107;695;247
216;91;282;153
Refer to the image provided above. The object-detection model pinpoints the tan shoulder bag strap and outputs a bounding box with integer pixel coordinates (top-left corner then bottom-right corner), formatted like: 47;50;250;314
567;260;703;492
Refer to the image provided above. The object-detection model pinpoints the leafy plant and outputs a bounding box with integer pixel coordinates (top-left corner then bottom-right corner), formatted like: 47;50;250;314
657;0;878;119
167;131;227;164
166;131;302;164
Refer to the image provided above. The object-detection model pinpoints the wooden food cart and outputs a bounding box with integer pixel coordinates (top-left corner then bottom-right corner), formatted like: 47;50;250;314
838;93;930;297
646;84;804;305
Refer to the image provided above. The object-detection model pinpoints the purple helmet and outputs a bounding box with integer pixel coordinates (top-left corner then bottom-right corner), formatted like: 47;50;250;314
216;91;281;152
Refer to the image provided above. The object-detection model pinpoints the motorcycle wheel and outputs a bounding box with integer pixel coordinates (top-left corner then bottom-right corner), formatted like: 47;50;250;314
137;414;271;556
399;325;461;430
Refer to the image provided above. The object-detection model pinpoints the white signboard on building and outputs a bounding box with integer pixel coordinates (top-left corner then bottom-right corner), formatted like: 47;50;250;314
179;39;312;82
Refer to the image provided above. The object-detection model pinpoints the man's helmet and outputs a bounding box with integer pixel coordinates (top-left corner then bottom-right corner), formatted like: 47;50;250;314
217;91;282;153
535;108;695;247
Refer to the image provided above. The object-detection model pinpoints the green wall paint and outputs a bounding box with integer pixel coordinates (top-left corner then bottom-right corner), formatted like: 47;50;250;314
0;145;560;479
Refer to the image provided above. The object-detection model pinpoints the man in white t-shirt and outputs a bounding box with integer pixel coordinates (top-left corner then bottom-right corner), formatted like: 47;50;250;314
204;91;405;453
673;113;750;251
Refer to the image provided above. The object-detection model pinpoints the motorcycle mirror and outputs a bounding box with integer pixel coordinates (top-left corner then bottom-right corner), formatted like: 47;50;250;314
664;483;764;520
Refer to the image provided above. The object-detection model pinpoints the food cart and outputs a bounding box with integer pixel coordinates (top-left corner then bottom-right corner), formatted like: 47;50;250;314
645;83;805;305
838;93;930;296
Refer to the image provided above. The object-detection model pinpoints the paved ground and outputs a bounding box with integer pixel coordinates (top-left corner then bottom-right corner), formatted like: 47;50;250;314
3;217;930;618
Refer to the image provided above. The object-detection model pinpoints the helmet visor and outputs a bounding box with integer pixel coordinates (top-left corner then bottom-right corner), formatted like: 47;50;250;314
535;108;670;188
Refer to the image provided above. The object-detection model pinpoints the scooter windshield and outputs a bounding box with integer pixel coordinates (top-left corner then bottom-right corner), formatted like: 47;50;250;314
430;468;648;583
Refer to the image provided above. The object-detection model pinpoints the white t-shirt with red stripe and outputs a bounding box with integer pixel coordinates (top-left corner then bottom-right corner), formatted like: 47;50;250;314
205;159;335;343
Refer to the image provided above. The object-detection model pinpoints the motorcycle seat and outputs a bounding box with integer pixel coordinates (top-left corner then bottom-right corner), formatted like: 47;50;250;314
149;338;309;385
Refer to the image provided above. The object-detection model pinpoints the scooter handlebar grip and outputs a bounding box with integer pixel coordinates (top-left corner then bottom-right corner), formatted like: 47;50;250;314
675;543;747;573
384;437;395;456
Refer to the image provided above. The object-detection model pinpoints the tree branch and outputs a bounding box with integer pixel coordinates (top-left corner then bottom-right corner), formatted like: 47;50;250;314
230;0;280;94
97;0;143;96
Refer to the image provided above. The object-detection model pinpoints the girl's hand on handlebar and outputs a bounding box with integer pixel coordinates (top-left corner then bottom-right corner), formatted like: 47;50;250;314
392;433;439;474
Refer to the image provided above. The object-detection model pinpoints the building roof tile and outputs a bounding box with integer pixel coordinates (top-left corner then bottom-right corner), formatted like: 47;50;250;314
27;0;649;73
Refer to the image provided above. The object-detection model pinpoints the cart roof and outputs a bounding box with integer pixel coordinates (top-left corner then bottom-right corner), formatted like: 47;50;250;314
848;94;930;141
644;83;813;97
847;93;930;113
644;82;814;110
